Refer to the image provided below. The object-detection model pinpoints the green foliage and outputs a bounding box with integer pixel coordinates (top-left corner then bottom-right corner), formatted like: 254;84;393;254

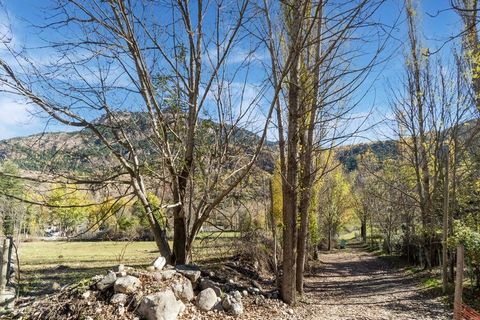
132;192;166;228
316;154;354;246
450;221;480;267
271;161;283;228
48;185;92;236
308;177;321;246
0;161;24;235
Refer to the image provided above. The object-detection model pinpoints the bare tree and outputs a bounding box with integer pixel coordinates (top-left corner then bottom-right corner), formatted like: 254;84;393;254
264;0;391;303
388;0;475;268
0;0;277;264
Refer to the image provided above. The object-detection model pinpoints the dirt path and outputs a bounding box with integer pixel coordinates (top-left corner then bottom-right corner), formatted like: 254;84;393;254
296;245;450;320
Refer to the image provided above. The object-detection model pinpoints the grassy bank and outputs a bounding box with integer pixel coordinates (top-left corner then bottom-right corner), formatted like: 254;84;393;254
17;236;237;297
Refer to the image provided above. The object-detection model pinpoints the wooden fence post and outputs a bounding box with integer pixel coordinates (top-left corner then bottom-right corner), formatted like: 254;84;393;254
453;244;464;320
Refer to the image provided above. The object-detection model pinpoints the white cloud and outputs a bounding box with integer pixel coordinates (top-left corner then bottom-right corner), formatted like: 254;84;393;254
0;96;42;140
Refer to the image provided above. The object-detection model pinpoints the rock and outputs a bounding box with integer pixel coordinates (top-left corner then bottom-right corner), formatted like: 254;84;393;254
196;288;218;311
208;271;215;277
155;269;177;281
117;264;125;272
171;277;194;302
97;271;117;291
82;290;91;299
199;278;222;297
222;292;244;316
153;256;167;270
232;291;242;300
138;289;185;320
52;282;61;291
288;309;294;315
228;279;235;284
176;265;201;285
114;275;141;294
146;266;156;272
111;293;128;305
242;290;248;297
91;275;103;282
213;296;223;311
117;271;127;277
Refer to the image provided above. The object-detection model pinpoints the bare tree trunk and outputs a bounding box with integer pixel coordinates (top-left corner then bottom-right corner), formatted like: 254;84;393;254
281;2;302;304
442;147;449;293
361;216;367;243
295;1;323;295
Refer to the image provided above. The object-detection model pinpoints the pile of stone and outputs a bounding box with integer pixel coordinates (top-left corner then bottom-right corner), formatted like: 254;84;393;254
87;256;245;320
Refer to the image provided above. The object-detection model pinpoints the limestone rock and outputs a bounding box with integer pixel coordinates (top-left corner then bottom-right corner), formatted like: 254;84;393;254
137;289;185;320
196;288;218;311
175;265;201;285
114;275;141;294
111;293;128;305
146;266;156;272
153;256;167;270
171;277;194;302
153;269;177;281
222;291;244;316
199;278;222;297
96;271;117;291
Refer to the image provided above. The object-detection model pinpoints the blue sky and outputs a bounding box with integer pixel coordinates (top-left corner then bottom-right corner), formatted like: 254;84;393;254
0;0;466;142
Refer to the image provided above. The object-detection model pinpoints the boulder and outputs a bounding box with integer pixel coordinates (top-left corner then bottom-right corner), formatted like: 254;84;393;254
222;291;244;316
153;256;167;270
137;289;185;320
111;293;128;305
196;288;218;311
114;275;141;294
175;265;201;285
96;271;117;291
153;269;177;281
199;278;222;297
171;277;194;302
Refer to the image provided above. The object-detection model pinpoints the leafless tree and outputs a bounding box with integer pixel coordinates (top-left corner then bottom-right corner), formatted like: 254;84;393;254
263;0;392;303
0;0;279;264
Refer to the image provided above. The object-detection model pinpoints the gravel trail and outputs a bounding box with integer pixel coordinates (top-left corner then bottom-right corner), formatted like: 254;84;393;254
296;244;450;320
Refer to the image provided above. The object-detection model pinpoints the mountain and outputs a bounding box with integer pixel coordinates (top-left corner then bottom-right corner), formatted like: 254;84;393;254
0;112;276;175
336;140;399;171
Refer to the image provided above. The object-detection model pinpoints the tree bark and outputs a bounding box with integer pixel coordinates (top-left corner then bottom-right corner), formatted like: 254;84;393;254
361;216;367;243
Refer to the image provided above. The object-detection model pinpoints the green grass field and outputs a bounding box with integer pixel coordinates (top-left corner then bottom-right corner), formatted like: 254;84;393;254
18;236;237;297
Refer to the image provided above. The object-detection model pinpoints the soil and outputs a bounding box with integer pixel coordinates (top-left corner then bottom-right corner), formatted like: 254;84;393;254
295;244;450;320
